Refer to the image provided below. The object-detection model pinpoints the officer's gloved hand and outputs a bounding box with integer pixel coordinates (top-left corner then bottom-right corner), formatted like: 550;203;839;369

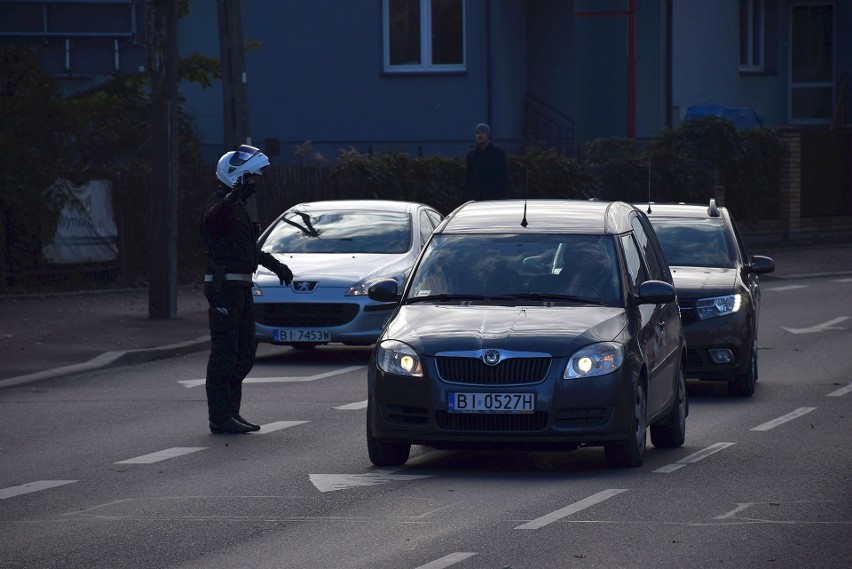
224;178;247;205
272;263;293;286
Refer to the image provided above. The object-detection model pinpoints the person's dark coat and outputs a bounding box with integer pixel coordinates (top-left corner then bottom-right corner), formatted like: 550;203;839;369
463;143;509;201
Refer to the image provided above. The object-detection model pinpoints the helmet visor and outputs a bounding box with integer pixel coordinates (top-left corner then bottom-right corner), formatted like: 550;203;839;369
228;145;261;167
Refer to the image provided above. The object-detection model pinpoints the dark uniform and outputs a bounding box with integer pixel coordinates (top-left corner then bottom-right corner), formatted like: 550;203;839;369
199;188;291;428
463;142;509;201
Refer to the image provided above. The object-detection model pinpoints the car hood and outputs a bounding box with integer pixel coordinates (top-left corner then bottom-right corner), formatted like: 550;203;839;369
255;252;414;287
670;266;738;298
384;304;627;358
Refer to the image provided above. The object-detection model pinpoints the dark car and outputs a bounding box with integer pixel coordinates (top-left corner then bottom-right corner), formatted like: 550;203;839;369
365;199;688;468
640;199;775;396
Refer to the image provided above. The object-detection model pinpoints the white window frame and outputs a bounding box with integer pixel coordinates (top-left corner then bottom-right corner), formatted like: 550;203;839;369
739;0;765;72
383;0;466;74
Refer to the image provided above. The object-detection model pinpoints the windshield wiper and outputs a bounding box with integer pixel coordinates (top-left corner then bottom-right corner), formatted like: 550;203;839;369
510;293;607;305
404;294;488;304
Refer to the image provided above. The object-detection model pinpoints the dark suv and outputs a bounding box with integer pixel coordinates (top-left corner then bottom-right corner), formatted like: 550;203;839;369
366;200;687;468
642;199;775;396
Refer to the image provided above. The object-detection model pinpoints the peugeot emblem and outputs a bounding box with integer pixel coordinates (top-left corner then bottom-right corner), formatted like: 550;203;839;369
483;349;501;366
292;281;317;293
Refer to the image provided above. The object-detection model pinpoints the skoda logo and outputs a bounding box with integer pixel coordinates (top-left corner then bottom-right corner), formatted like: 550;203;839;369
292;281;317;293
483;350;501;366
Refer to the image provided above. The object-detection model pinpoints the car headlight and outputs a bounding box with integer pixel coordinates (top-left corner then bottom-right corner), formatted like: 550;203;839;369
695;294;741;320
346;273;406;297
376;340;423;377
564;342;624;379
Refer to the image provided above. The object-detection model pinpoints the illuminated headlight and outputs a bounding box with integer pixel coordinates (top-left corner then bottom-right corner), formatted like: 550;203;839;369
564;342;624;379
695;294;741;320
376;340;423;377
344;282;370;296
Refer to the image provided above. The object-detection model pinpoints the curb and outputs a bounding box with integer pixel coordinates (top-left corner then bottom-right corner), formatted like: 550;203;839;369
0;336;210;389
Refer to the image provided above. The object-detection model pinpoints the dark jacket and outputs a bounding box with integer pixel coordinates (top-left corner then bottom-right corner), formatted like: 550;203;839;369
199;188;279;278
463;142;509;201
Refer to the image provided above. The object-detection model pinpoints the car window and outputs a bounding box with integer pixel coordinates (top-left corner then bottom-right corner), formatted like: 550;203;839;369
426;209;443;228
407;234;622;305
630;217;664;280
620;233;647;292
261;210;411;254
650;219;737;268
419;210;434;247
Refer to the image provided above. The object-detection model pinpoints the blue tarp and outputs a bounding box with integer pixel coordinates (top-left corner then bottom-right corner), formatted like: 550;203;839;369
685;104;763;128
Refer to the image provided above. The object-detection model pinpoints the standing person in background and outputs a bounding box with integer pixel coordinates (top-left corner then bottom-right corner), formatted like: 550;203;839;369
199;145;294;434
462;122;509;202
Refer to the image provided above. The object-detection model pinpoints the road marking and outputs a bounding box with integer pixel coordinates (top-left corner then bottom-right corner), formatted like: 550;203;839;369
751;407;816;431
310;467;433;493
783;316;849;334
834;277;852;283
0;480;77;500
827;383;852;397
115;447;206;464
414;553;478;569
259;420;309;433
766;284;808;291
178;366;366;388
514;488;628;530
654;442;736;473
714;502;755;520
335;400;368;410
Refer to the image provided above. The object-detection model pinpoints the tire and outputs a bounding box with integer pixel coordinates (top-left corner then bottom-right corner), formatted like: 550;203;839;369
605;382;647;468
651;365;687;448
727;341;757;397
366;421;410;467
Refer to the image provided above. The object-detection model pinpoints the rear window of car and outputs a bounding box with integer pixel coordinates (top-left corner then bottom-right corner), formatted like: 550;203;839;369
650;219;737;268
261;210;411;254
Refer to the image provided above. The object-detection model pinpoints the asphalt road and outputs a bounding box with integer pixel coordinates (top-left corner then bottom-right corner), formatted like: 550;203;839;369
0;267;850;568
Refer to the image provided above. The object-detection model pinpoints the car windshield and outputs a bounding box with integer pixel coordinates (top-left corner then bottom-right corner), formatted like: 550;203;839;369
406;233;622;306
261;210;411;254
651;219;736;268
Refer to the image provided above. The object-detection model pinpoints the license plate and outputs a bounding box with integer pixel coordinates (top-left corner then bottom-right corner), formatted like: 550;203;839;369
448;392;535;414
273;329;331;342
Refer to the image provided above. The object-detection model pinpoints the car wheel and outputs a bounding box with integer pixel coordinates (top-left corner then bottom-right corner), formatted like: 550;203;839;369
605;382;647;468
366;421;410;467
727;342;757;397
651;365;687;448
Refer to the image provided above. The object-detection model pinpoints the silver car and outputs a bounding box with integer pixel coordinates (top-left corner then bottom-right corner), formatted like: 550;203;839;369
253;200;444;348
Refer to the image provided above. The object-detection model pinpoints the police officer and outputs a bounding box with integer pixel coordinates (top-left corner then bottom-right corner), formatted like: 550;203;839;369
200;145;293;434
462;122;509;202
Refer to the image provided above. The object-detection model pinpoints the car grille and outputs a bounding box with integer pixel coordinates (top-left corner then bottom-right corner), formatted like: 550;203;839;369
254;303;359;327
436;357;551;385
435;411;548;431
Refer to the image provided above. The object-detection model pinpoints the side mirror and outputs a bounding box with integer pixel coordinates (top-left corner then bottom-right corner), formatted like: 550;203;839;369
749;255;775;275
368;278;401;302
637;280;676;305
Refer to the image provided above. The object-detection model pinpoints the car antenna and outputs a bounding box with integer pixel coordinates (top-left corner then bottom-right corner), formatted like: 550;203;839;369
646;156;652;214
521;165;529;227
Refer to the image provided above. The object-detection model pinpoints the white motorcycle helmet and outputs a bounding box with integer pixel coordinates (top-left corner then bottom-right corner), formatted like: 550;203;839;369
216;144;270;188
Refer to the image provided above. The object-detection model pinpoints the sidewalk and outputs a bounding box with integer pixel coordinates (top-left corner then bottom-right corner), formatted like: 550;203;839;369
1;241;851;388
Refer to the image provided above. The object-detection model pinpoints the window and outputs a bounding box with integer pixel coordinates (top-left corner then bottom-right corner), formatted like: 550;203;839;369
790;3;834;124
630;218;664;280
739;0;765;71
383;0;465;73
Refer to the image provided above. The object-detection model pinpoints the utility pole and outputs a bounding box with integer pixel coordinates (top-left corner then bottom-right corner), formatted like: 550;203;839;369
148;0;179;319
217;0;256;217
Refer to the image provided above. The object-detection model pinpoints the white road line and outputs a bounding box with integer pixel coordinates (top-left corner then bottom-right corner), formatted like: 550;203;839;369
654;442;736;473
766;284;808;291
751;407;817;431
834;277;852;283
178;366;366;388
115;447;206;464
783;316;850;334
414;553;478;569
515;488;628;530
258;420;309;433
0;480;77;500
335;400;368;410
827;383;852;397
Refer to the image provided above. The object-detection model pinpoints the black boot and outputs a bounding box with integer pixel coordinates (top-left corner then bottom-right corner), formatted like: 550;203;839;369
209;417;252;434
233;414;261;431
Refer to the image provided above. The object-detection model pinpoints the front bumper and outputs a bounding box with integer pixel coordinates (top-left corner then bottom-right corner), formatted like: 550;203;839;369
681;309;753;381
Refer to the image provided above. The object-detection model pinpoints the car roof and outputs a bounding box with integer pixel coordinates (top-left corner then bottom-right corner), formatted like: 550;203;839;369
285;199;432;213
440;199;641;234
634;200;729;221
